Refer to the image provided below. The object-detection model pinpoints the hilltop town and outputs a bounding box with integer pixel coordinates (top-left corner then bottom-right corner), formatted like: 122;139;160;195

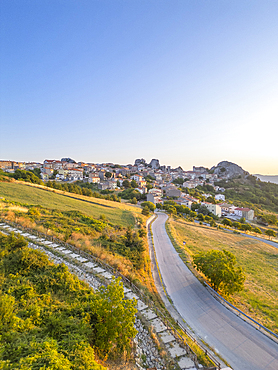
1;158;278;370
0;158;255;221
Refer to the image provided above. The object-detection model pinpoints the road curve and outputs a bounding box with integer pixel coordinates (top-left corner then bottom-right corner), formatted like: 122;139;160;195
151;213;278;370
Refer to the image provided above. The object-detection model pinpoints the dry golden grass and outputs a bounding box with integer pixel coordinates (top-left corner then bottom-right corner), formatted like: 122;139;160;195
0;200;28;213
0;209;147;286
170;218;278;334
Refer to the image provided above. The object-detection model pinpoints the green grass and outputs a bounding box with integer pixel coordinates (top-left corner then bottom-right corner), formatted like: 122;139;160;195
169;218;278;334
0;182;141;227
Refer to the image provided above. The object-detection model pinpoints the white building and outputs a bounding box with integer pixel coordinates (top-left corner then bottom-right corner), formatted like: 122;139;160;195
147;193;161;204
201;202;222;217
215;194;225;201
234;207;254;221
67;168;83;181
131;174;143;182
88;173;100;183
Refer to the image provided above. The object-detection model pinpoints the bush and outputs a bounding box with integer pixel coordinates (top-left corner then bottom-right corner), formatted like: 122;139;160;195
141;201;155;212
0;235;137;367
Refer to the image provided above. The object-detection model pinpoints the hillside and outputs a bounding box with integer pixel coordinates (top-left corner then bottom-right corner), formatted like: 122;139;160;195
214;175;278;215
0;181;151;282
0;181;141;227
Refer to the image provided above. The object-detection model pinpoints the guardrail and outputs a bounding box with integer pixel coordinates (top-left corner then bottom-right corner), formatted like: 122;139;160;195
1;218;220;370
177;321;220;370
203;281;278;343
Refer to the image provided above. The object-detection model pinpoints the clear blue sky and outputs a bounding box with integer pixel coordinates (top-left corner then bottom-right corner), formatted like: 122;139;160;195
1;1;278;174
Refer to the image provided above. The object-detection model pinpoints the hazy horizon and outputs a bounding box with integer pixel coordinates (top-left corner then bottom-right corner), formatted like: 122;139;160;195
1;156;277;176
1;1;277;175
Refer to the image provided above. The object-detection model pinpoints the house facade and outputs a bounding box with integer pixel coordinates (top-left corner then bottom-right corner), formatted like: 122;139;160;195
202;202;222;217
234;207;254;221
88;173;100;183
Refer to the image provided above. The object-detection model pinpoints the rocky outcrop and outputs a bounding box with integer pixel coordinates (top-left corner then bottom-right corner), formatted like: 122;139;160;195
149;159;160;169
134;158;147;166
211;161;249;179
61;157;76;163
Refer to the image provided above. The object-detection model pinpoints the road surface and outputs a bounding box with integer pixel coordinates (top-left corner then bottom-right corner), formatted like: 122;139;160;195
151;213;278;370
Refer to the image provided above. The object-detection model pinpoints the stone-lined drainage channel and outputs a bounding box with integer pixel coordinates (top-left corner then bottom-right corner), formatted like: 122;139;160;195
0;222;207;370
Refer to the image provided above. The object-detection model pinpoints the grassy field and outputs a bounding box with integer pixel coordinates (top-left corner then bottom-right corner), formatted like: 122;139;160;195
0;180;152;285
0;181;143;227
169;218;278;334
0;181;217;367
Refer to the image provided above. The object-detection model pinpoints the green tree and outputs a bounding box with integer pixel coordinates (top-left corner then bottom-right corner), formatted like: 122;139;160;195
253;227;262;235
199;205;210;215
163;200;177;206
91;278;137;355
193;249;245;295
166;205;177;215
265;229;276;239
141;201;155;212
197;213;205;221
142;206;150;216
204;215;213;223
240;223;252;233
191;203;199;212
210;220;217;227
221;218;232;227
206;196;216;204
105;172;112;179
190;210;197;218
172;177;184;185
131;197;137;205
130;180;137;188
232;221;241;230
122;179;131;189
32;168;41;179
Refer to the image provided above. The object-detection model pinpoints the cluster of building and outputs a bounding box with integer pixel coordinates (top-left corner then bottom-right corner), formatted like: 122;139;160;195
0;158;254;220
0;160;41;172
146;186;254;220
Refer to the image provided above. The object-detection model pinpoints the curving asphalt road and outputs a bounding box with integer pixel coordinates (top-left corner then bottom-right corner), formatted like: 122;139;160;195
151;212;278;370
